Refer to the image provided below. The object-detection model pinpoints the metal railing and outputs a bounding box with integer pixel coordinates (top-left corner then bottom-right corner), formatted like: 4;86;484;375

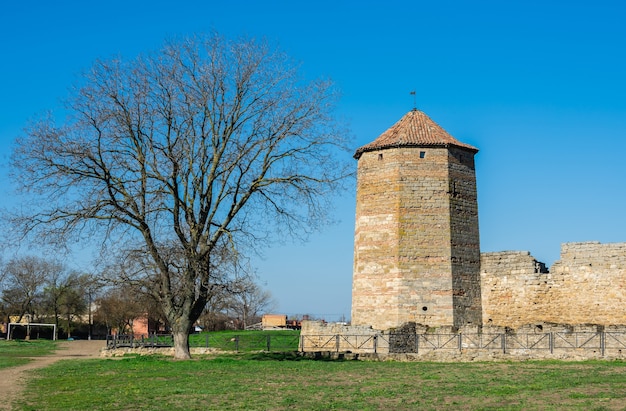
299;332;626;357
105;331;626;357
106;334;174;349
106;332;300;352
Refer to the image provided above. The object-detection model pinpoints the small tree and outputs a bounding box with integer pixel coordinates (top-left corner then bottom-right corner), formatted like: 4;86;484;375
198;279;234;331
59;277;88;339
11;33;351;358
81;275;103;340
42;268;67;339
227;277;276;329
1;256;62;337
94;286;144;335
43;271;96;339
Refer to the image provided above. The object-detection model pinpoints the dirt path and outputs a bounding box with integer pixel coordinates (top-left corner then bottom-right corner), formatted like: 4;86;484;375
0;340;106;410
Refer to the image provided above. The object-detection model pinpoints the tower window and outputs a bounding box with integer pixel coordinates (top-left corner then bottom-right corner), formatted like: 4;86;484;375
378;153;383;161
419;151;426;159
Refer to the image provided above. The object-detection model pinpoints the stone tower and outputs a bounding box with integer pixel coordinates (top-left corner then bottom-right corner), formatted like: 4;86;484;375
351;109;482;330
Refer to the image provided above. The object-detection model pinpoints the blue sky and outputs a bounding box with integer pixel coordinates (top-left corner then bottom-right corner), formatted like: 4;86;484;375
2;1;626;320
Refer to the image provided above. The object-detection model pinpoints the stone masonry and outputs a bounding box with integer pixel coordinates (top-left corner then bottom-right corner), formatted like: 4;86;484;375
300;110;626;360
348;109;626;333
351;110;482;330
482;241;626;328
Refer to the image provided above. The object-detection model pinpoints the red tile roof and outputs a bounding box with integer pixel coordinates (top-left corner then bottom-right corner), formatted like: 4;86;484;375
354;109;478;159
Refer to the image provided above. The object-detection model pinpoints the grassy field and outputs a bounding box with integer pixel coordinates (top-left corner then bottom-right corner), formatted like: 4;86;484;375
116;330;301;352
0;339;57;369
189;330;300;351
13;352;626;410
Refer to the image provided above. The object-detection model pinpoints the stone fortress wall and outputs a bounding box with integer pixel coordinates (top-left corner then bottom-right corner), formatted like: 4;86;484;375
349;239;626;333
351;146;482;330
307;110;626;360
481;241;626;328
300;240;626;358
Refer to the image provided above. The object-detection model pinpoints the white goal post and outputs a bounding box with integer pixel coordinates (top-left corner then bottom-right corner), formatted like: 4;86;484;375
6;323;57;340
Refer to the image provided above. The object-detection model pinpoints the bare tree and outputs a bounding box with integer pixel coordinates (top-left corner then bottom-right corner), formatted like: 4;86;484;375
81;274;103;340
42;266;69;339
94;286;144;335
1;256;63;338
58;273;88;339
227;277;276;329
42;270;96;339
10;33;351;358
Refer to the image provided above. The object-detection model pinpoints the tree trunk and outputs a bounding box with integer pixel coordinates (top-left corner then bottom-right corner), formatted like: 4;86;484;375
66;310;72;339
54;307;60;340
171;321;192;360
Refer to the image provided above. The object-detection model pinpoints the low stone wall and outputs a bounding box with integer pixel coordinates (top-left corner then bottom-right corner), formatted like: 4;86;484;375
100;347;224;357
300;321;626;361
300;349;620;362
299;320;381;354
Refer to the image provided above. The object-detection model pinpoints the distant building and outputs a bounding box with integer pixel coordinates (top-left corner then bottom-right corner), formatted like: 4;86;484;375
260;314;302;330
262;314;287;329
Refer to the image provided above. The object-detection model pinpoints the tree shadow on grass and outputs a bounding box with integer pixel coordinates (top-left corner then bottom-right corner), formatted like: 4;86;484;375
242;351;355;362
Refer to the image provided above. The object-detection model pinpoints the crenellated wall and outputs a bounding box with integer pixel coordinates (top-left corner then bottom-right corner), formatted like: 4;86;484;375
481;241;626;328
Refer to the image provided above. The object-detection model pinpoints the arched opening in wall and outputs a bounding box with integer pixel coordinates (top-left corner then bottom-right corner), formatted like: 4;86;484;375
378;153;383;161
535;324;543;332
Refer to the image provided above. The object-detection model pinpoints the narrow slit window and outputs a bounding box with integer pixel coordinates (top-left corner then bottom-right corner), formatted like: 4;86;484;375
419;151;426;159
378;153;383;160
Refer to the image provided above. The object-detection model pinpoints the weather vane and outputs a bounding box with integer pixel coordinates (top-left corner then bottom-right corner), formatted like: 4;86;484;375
410;90;416;110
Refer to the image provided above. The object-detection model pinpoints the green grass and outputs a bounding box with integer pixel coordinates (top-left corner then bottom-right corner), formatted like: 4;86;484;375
114;330;301;352
189;330;300;352
13;354;626;410
0;339;58;369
